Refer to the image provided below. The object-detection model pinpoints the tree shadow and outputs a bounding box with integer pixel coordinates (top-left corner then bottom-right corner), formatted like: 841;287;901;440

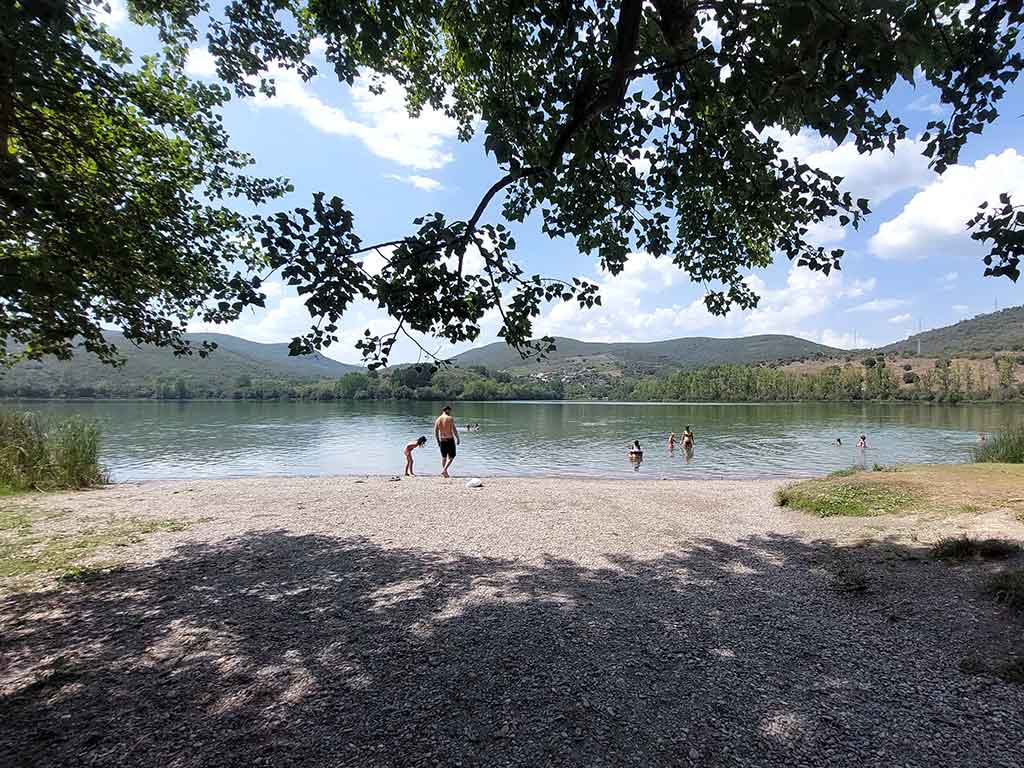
1;530;1022;767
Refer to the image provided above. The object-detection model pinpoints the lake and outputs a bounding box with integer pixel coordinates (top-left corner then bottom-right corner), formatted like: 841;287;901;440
9;400;1024;481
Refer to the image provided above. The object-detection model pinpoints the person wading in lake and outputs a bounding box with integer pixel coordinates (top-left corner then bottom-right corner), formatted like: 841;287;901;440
434;405;460;478
681;426;695;451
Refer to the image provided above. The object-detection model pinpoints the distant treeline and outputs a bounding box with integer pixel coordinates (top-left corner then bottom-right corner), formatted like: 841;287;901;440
3;354;1022;403
628;355;1023;403
0;365;564;402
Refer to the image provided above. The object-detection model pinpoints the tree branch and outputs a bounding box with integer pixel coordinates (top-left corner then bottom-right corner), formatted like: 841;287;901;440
547;0;644;166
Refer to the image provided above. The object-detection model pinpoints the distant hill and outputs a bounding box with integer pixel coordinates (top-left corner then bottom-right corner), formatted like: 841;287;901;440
882;306;1024;356
1;332;360;398
452;334;842;373
6;305;1022;400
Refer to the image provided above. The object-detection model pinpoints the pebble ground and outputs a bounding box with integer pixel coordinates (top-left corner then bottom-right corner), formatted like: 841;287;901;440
1;476;1022;767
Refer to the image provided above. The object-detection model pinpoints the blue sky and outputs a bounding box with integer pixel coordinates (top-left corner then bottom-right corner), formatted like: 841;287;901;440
104;3;1024;364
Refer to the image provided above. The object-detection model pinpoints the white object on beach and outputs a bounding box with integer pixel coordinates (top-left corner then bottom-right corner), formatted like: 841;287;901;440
465;478;484;488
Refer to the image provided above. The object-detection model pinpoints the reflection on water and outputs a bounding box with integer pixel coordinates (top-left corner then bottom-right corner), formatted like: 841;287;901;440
7;400;1023;481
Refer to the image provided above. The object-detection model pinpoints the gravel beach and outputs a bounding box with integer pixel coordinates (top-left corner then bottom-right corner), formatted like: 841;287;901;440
2;475;1023;767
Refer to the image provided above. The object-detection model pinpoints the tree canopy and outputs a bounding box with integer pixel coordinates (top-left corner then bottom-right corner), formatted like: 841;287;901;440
1;0;290;365
3;0;1023;367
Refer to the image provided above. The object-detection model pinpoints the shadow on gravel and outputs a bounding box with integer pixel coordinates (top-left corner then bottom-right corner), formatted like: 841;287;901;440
1;531;1022;768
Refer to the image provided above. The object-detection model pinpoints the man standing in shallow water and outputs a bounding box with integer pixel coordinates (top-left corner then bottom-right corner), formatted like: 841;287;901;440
434;405;460;478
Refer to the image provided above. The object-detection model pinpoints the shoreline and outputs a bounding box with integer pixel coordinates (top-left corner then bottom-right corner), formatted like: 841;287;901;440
5;396;1024;406
103;471;814;486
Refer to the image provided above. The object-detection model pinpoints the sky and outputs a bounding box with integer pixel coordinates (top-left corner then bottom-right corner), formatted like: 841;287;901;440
104;3;1024;365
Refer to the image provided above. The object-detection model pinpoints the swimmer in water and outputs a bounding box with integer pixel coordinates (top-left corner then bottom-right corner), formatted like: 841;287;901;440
857;434;866;449
668;432;676;450
681;426;694;451
628;440;643;471
834;437;842;446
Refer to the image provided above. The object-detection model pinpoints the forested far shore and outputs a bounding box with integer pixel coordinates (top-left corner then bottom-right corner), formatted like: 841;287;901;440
3;352;1024;404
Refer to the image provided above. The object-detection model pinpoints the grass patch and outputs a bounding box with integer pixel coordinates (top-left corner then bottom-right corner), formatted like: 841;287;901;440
0;508;32;532
986;570;1024;612
827;466;860;478
0;509;193;582
931;536;1020;561
974;424;1024;464
775;479;918;518
0;411;108;492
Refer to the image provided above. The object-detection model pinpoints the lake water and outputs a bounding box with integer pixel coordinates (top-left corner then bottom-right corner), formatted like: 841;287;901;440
9;400;1024;481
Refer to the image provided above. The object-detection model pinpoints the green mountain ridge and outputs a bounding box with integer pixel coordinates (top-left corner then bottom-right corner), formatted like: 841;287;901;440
2;332;360;398
451;334;843;374
2;306;1022;399
881;306;1024;356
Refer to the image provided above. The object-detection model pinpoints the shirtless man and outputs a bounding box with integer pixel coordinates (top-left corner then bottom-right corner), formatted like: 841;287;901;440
434;405;460;478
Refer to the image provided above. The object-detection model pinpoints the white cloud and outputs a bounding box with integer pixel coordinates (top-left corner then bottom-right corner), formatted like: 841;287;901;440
697;11;723;48
309;37;328;57
617;147;653;176
189;289;467;365
888;313;912;324
821;330;867;349
532;253;686;343
952;303;970;313
193;253;878;362
843;278;877;298
804;218;847;246
845;298;910;313
251;66;459;170
531;252;872;348
384;173;443;191
869;148;1024;260
360;246;393;277
185;47;217;78
94;0;126;27
761;128;934;205
908;94;944;116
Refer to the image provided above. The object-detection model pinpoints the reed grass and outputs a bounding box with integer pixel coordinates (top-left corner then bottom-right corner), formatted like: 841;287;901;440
973;424;1024;464
0;412;108;492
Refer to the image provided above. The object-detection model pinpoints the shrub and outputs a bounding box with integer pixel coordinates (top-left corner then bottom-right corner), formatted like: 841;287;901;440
0;412;108;492
902;371;919;384
986;570;1024;612
931;536;1020;560
974;424;1024;464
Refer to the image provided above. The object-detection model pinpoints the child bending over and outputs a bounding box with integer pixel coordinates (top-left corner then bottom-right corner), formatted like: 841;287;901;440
404;436;427;476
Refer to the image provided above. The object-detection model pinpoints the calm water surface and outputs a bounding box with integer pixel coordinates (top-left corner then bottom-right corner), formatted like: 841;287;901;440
12;400;1024;481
